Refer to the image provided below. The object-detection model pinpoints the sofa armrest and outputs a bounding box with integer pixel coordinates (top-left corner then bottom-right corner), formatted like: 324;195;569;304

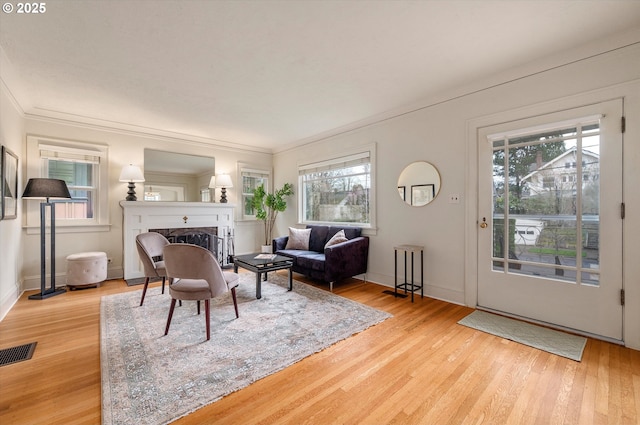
324;236;369;281
273;236;289;252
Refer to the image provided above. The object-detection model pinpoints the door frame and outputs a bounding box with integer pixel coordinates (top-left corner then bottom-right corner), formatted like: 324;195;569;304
464;84;631;344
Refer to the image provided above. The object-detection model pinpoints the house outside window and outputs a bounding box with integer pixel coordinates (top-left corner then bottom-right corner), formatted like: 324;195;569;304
26;136;109;231
298;146;375;228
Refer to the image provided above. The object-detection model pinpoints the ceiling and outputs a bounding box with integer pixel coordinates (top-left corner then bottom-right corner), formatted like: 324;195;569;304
1;1;639;152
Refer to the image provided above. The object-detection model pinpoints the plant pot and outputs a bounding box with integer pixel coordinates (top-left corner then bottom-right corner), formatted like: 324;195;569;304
261;245;273;254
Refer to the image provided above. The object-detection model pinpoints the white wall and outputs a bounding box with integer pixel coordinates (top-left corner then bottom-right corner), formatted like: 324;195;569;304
273;44;640;349
0;84;24;320
17;118;272;291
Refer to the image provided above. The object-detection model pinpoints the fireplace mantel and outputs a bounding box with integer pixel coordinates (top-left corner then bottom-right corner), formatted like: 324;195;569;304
120;201;235;280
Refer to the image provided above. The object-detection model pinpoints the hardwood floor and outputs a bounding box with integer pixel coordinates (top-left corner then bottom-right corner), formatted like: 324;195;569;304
1;274;638;425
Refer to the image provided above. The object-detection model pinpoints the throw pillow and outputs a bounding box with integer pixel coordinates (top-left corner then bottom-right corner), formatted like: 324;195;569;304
285;227;311;250
325;229;348;248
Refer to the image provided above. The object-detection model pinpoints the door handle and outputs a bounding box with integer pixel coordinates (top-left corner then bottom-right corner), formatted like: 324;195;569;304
480;217;488;229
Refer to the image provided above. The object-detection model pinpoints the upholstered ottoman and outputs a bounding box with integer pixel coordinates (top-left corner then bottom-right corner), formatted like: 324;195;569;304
66;251;107;289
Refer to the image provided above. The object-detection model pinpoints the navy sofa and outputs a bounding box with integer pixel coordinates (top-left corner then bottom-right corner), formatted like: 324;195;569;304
272;224;369;290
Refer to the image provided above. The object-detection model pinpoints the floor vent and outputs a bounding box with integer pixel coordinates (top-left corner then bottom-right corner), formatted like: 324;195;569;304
0;342;37;367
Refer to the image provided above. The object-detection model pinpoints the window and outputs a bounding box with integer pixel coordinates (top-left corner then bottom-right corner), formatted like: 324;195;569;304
239;166;270;219
26;136;109;231
298;146;375;228
542;176;555;188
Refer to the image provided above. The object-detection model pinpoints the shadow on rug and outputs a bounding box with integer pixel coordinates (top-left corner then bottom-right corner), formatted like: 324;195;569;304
101;274;391;425
458;310;587;361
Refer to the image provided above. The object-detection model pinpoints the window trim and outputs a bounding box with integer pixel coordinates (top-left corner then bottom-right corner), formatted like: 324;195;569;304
297;143;376;230
25;135;110;233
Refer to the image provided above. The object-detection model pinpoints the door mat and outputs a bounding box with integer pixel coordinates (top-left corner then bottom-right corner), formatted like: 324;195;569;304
458;310;587;361
0;342;37;367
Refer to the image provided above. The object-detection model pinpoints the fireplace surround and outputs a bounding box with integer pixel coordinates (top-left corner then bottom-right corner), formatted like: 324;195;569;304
120;201;234;280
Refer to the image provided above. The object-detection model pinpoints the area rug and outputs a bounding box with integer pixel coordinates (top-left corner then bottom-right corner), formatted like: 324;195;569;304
458;310;587;361
101;273;391;425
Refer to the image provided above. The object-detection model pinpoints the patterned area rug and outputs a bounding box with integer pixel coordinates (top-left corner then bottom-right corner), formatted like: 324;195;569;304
458;310;587;361
101;273;391;425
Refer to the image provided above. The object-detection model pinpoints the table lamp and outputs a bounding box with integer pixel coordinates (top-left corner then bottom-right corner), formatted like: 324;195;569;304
214;174;233;203
119;164;145;201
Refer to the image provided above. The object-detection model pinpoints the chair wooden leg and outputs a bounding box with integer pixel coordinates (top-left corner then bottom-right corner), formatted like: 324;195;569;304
231;287;239;318
197;300;201;315
205;299;210;341
164;298;177;335
139;277;150;306
161;276;166;294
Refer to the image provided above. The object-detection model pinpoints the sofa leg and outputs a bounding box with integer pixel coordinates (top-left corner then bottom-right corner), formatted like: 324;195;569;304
330;281;334;292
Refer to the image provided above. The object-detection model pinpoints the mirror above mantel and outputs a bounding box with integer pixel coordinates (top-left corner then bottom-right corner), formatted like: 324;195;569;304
143;149;215;202
397;161;441;206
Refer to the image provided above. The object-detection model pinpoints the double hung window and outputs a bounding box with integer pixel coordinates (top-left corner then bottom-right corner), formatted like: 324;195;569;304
240;166;270;219
27;136;109;230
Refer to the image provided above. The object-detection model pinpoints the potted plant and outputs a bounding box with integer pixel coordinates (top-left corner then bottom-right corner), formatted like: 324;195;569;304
252;182;294;252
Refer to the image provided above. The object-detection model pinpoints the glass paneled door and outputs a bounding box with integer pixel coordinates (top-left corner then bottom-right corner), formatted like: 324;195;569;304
477;100;623;341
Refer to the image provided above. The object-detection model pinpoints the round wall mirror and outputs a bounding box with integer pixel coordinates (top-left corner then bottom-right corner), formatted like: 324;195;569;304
397;161;441;206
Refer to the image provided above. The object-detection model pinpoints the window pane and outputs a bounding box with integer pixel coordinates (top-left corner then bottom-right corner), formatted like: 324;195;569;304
491;123;600;285
302;163;370;225
241;174;268;217
581;133;600;285
492;148;506;270
48;160;93;186
47;159;95;219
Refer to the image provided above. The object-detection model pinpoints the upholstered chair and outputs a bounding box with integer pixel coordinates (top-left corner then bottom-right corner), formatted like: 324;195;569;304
135;232;170;306
162;243;240;341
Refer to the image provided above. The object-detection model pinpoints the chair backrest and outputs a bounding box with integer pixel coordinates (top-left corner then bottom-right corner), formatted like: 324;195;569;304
163;244;229;298
136;232;170;277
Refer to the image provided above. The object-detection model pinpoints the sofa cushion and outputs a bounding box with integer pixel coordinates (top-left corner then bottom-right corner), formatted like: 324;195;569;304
285;227;311;250
328;226;362;241
325;229;348;248
306;225;330;253
275;249;317;267
296;253;326;272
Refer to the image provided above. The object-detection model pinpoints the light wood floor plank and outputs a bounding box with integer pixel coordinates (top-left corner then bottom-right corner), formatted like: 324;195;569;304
0;274;638;425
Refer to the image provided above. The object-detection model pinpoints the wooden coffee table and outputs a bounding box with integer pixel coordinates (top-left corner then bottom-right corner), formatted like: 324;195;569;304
232;253;293;299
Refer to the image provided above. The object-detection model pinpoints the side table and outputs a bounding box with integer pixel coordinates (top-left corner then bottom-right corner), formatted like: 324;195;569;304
394;245;424;302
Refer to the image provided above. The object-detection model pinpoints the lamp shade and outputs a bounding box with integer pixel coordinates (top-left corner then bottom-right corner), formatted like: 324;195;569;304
119;164;145;182
208;176;216;189
22;178;72;200
214;174;233;188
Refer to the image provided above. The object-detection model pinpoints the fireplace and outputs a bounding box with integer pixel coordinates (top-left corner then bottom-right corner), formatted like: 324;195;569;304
120;201;235;280
148;226;232;266
149;227;218;252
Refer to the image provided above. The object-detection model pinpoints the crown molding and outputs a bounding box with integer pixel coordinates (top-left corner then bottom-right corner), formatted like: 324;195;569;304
24;109;273;155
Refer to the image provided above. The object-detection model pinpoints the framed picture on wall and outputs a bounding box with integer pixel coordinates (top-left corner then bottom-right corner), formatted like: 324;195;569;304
398;186;406;201
1;145;18;220
411;183;435;206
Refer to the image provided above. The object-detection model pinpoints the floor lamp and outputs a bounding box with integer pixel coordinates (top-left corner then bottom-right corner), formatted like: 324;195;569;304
22;178;72;300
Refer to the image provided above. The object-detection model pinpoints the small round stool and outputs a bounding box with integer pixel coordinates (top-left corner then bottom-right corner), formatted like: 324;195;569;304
66;251;108;290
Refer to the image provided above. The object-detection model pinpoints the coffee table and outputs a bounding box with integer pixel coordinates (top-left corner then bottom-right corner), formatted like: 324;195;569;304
232;253;293;299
